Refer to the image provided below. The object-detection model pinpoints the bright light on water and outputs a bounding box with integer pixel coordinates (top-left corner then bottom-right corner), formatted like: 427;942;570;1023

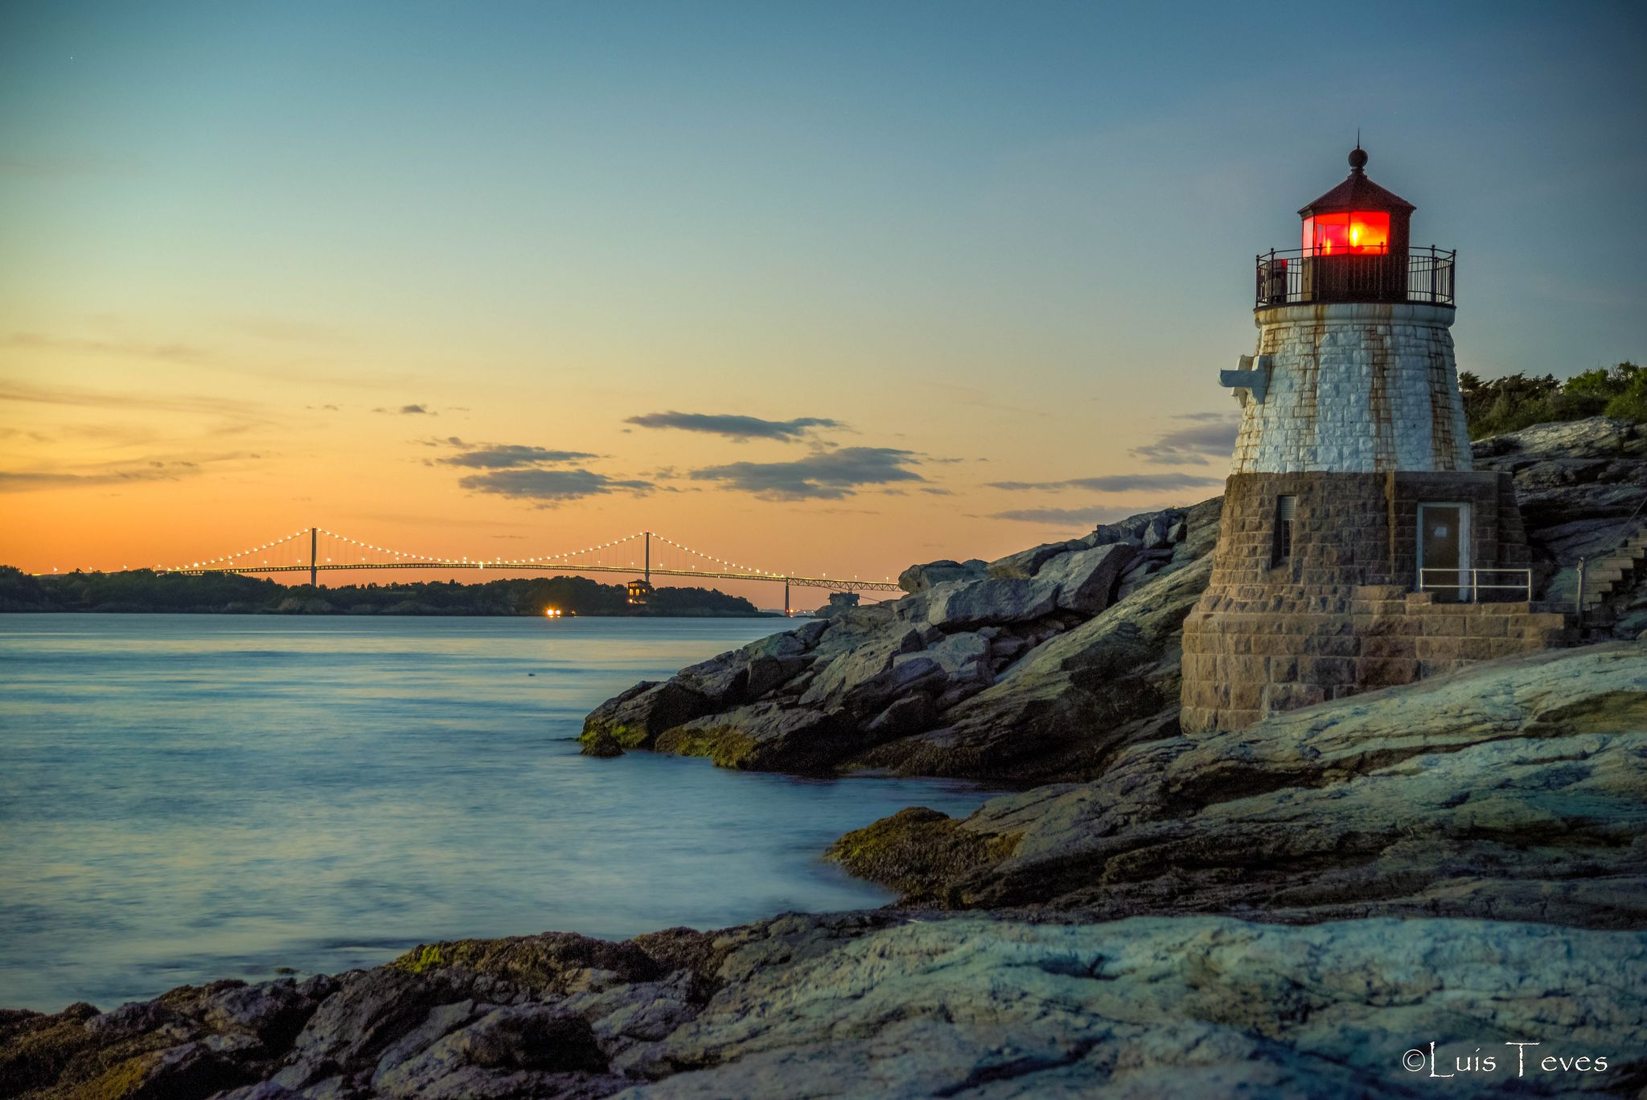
0;614;995;1012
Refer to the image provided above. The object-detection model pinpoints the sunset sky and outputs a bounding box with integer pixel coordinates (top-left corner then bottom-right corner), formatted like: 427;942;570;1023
3;1;1643;604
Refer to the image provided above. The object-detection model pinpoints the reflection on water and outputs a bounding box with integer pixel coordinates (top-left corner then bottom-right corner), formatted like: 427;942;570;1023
0;614;993;1011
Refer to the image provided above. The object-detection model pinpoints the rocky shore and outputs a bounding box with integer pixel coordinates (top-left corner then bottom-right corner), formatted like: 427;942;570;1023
7;904;1646;1098
580;416;1646;784
5;417;1644;1099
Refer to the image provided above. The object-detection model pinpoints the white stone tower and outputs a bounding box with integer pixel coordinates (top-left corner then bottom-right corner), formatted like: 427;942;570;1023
1227;145;1469;474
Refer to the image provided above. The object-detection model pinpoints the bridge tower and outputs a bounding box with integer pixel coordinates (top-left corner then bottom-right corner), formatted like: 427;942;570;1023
309;527;318;588
1178;145;1562;734
626;530;655;607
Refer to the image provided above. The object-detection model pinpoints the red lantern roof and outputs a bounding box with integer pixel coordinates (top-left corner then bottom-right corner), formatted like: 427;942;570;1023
1299;147;1415;217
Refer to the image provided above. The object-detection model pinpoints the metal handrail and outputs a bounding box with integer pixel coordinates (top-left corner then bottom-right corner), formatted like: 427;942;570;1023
1575;488;1647;617
1255;245;1456;308
1418;567;1532;603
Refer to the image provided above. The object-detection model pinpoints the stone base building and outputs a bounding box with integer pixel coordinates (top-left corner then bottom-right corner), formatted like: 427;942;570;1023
1180;471;1569;732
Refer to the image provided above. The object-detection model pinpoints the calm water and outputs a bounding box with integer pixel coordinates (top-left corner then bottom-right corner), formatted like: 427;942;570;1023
0;614;991;1012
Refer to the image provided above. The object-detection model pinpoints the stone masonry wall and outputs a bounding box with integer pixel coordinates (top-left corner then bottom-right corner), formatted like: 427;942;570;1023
1232;302;1472;474
1212;471;1527;590
1178;469;1560;734
1180;590;1573;733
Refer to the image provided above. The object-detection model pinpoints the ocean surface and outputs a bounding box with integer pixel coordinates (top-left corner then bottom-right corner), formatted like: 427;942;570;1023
0;614;994;1013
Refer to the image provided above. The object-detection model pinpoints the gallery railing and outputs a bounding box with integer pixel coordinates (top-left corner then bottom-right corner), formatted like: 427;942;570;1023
1256;245;1456;308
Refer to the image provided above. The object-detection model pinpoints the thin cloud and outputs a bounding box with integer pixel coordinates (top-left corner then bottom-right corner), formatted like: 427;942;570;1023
990;506;1140;526
1130;413;1240;466
0;468;186;490
690;446;923;500
0;427;52;443
457;468;652;504
987;472;1219;492
625;411;843;442
0;378;270;423
0;453;253;493
3;330;414;390
2;331;213;365
439;444;598;469
376;403;434;415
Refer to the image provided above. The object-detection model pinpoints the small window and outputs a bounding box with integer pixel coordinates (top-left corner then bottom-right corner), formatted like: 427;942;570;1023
1273;495;1296;566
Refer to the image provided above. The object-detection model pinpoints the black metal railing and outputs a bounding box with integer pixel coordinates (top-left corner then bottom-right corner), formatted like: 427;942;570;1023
1255;245;1455;308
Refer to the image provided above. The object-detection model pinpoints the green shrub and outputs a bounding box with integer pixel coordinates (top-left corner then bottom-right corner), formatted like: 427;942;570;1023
1460;362;1641;439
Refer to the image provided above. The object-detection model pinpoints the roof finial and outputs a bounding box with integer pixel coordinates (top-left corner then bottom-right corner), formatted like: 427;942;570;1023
1348;133;1368;173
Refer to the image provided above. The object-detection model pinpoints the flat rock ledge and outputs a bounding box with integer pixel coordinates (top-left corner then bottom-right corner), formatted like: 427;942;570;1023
5;913;1644;1099
827;642;1647;925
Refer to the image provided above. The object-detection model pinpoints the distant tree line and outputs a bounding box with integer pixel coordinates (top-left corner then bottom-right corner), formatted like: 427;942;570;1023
1461;361;1644;439
0;567;763;617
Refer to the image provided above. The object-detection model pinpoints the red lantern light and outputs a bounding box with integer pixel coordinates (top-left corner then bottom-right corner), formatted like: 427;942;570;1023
1302;210;1391;255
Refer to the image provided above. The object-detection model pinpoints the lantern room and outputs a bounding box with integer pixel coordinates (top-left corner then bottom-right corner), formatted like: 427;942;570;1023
1256;146;1452;309
1299;146;1411;257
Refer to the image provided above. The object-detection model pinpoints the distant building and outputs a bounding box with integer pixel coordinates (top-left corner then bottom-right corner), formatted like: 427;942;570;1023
1179;146;1572;734
817;591;860;618
626;578;654;607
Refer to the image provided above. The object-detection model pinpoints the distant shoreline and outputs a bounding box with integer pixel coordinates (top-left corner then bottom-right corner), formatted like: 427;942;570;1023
0;609;790;619
0;566;777;618
0;608;791;618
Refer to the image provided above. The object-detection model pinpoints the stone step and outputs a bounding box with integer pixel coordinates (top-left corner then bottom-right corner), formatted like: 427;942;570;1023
1574;519;1647;613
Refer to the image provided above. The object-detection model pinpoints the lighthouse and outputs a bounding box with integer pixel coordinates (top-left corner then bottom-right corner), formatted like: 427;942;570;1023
1179;147;1570;734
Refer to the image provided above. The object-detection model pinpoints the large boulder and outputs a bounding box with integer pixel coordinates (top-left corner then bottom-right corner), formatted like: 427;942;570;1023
984;539;1089;580
579;627;825;755
920;576;1060;629
655;703;857;772
371;1004;609;1099
796;626;924;709
1474;416;1646;534
1040;541;1136;613
897;559;988;594
579;681;714;753
0;976;347;1100
274;969;461;1089
847;550;1213;781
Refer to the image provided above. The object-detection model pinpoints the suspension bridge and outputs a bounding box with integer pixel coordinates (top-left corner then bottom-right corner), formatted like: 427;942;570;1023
117;527;899;614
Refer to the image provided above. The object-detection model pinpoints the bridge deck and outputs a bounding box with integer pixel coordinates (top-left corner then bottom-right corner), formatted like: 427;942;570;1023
164;561;901;592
